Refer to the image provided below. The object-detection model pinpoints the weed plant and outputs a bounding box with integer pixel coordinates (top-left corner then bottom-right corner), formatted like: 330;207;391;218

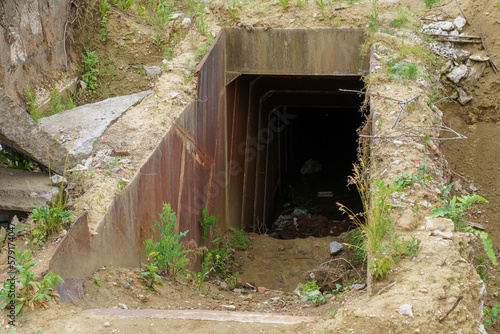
142;203;192;278
0;149;34;171
80;50;100;96
99;0;111;40
24;85;41;122
0;247;64;315
299;280;332;306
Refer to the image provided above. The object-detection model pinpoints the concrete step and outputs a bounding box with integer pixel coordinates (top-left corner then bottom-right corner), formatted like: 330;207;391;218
0;167;56;211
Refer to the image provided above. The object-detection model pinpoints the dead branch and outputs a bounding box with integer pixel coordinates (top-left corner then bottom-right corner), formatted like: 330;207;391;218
339;89;404;104
392;95;419;129
360;124;467;141
439;295;463;321
479;26;500;74
376;281;397;296
428;33;480;39
319;258;363;281
434;7;454;19
453;0;469;24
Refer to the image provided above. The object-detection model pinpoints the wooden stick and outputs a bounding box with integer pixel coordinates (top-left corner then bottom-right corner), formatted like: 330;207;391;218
479;26;500;74
376;281;397;296
439;295;463;321
428;33;481;39
435;7;453;19
453;0;469;24
339;89;404;103
392;95;419;129
432;38;481;44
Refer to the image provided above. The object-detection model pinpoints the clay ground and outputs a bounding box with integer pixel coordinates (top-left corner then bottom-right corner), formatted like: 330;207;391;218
2;0;500;333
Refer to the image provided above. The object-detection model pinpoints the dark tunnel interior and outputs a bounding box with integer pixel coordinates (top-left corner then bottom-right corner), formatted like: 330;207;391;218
227;74;367;239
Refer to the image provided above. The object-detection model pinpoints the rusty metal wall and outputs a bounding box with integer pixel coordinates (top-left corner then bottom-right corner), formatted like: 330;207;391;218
48;28;367;293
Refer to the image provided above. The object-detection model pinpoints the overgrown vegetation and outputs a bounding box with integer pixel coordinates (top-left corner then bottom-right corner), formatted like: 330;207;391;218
80;50;100;97
300;280;332;306
0;149;34;171
0;247;64;315
141;203;192;283
27;205;72;249
24;85;41;122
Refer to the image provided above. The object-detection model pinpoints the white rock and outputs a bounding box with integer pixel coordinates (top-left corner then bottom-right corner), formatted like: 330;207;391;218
171;13;184;20
447;64;468;83
181;18;191;25
465;61;487;86
428;21;455;31
170;92;179;99
457;87;473;105
221;304;236;310
118;303;128;309
329;241;343;255
103;322;111;327
50;174;67;185
398;304;414;317
470;52;490;62
432;230;453;240
454;16;466;31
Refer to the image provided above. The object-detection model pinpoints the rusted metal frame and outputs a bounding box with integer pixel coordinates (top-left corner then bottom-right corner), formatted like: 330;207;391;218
252;91;265;229
262;107;273;226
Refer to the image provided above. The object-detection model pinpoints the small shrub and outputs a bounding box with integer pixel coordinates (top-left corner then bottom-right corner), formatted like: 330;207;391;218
28;205;72;248
278;0;290;10
0;149;33;171
80;50;100;96
24;85;41;122
389;7;409;28
229;230;249;250
141;203;192;277
431;194;488;231
99;0;111;40
484;303;500;325
199;206;217;243
0;247;64;315
422;0;443;9
48;83;63;115
299;280;332;306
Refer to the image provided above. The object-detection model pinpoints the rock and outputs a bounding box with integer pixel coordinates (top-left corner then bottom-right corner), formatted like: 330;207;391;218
145;66;162;79
464;61;487;86
170;91;179;99
469;183;478;192
454;16;466;31
453;180;463;192
221;304;236;310
171;13;184;19
428;21;455;31
352;283;366;290
181;18;191;25
457;87;473;105
39;91;151;158
397;304;414;317
233;288;243;294
68;164;88;172
432;230;453;239
447;64;468;83
118;303;128;309
125;283;130;289
103;322;111;327
470;52;490;62
420;288;428;293
329;241;344;255
79;80;87;90
454;49;470;63
50;174;67;185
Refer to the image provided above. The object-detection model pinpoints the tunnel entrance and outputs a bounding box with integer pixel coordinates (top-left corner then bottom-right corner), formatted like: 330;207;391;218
226;74;365;239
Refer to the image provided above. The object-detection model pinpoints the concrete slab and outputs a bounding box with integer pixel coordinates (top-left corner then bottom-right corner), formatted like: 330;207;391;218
39;91;151;158
85;309;320;324
0;167;56;211
0;88;73;174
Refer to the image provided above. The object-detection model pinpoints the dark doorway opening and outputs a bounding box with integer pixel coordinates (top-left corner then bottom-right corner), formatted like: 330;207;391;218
227;75;366;238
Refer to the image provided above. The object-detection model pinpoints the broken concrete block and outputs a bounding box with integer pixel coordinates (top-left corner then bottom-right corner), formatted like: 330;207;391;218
464;61;487;86
454;16;466;31
447;64;468;83
145;66;162;79
457;87;473;105
428;21;455;31
0;88;74;174
39;91;151;159
0;167;57;211
432;230;453;240
469;51;489;62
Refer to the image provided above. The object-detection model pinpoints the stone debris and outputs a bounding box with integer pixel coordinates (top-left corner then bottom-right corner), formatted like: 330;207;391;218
464;61;487;86
118;303;128;309
431;230;453;240
457;87;473;105
329;241;343;255
50;174;67;186
397;304;414;317
447;64;468;83
453;16;466;31
428;21;455;31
